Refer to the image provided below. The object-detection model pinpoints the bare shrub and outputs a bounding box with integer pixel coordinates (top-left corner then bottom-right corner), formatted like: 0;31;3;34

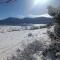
7;40;45;60
42;43;60;60
40;25;47;29
30;26;40;30
47;30;54;39
28;33;33;37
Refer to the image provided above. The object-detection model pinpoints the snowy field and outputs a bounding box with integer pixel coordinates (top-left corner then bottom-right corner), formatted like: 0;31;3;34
0;25;51;60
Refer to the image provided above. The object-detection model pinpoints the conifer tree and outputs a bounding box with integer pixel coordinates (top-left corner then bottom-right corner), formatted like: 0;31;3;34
48;6;60;42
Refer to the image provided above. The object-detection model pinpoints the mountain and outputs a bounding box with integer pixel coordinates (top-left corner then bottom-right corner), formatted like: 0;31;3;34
0;17;52;26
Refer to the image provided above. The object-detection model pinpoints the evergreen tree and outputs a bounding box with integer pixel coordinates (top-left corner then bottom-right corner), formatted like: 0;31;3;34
48;6;60;42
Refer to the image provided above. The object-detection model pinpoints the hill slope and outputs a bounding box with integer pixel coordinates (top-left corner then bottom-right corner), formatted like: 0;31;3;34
0;17;52;25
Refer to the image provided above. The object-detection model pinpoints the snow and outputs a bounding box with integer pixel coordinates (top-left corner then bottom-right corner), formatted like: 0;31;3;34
0;26;51;60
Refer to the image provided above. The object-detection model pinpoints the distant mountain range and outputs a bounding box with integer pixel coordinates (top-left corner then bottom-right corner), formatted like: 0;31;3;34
0;17;52;26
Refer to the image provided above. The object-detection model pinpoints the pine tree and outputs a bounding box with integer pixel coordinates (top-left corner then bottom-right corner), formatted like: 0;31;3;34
48;6;60;43
42;6;60;60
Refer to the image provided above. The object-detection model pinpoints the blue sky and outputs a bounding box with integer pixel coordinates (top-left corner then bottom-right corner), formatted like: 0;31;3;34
0;0;60;19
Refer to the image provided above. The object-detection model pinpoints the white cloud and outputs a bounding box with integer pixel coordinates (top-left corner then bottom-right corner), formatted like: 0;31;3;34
39;14;52;18
27;14;52;18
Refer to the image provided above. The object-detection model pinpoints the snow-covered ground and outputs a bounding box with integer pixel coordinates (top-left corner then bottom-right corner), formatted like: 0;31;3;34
0;25;51;60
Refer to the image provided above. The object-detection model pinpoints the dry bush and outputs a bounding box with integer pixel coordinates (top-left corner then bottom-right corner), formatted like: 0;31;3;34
7;40;45;60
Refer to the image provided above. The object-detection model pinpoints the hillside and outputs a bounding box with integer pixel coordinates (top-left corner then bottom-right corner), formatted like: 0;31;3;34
0;17;52;25
0;26;51;60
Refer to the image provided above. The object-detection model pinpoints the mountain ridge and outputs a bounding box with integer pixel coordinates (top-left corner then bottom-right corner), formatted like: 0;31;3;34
0;17;52;26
